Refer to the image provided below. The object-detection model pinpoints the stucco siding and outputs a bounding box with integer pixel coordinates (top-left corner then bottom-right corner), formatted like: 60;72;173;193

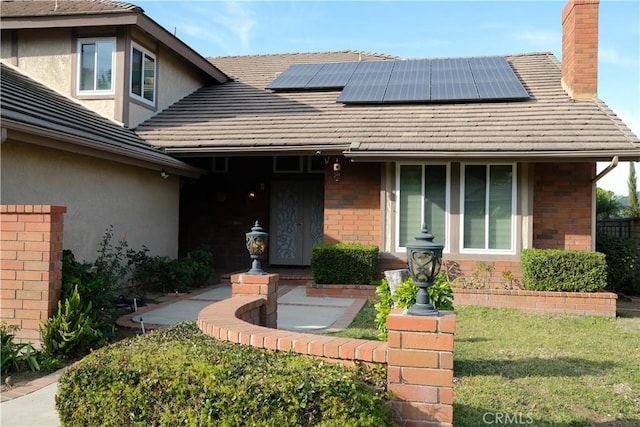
1;141;180;262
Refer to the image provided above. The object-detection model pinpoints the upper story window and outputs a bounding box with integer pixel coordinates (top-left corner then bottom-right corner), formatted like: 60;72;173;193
77;38;115;95
130;42;156;105
461;163;516;253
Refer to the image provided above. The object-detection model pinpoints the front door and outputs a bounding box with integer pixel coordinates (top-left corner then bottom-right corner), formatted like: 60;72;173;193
270;180;324;265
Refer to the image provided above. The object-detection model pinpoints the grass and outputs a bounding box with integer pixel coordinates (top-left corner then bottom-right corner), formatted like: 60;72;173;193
327;302;640;426
325;299;379;340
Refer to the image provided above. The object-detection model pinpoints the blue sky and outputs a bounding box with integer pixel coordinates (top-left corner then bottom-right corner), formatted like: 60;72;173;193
138;0;639;196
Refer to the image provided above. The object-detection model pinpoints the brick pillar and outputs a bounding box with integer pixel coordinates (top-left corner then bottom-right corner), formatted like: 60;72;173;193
230;273;278;328
1;205;66;346
386;310;456;426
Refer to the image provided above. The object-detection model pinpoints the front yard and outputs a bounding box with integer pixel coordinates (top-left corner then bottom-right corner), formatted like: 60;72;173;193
331;303;640;426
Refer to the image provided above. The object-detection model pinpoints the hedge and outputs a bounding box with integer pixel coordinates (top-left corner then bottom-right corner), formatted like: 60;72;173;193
521;249;607;292
311;243;379;284
596;234;639;294
56;322;390;426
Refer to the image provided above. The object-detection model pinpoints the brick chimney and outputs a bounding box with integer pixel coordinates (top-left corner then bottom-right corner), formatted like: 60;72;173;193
561;0;599;100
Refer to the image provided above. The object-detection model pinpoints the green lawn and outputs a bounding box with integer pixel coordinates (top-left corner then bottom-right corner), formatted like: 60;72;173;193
329;303;640;426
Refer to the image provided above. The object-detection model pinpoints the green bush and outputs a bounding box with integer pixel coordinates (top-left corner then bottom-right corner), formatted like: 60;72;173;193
1;323;63;374
596;234;639;295
311;243;379;284
40;285;104;358
56;322;390;426
375;272;453;340
521;249;607;292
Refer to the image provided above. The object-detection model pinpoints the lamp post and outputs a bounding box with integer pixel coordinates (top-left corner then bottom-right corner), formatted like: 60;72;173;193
406;225;444;316
245;221;269;275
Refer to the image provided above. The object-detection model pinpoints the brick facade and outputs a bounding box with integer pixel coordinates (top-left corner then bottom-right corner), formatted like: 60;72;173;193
0;205;66;345
533;162;594;251
324;160;381;245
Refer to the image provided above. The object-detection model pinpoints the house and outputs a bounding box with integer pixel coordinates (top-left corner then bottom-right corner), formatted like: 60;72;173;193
2;0;639;286
1;0;228;261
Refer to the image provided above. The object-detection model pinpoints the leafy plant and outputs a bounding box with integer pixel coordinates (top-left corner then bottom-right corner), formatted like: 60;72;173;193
56;322;391;426
596;187;623;220
40;285;104;358
521;249;607;292
596;233;639;295
1;323;39;373
375;272;454;340
311;243;379;284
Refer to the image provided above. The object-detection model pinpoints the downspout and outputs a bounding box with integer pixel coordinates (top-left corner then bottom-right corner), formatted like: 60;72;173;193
591;156;619;250
592;156;619;184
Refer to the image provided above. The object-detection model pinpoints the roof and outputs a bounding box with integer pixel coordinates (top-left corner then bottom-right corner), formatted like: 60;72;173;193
0;63;204;177
0;0;228;83
0;0;142;16
135;51;640;161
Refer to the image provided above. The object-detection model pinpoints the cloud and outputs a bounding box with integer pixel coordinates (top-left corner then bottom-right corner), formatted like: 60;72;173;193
175;1;256;55
599;46;640;68
512;30;560;50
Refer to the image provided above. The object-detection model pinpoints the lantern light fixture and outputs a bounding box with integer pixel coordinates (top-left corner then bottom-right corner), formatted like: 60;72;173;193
405;225;444;316
245;221;269;275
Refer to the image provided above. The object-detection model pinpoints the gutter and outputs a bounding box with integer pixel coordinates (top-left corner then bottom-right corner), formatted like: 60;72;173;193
591;156;619;184
344;150;640;162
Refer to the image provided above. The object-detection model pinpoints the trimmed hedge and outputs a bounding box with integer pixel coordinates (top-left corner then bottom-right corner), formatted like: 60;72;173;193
521;249;607;292
596;234;639;294
56;322;390;427
311;243;379;284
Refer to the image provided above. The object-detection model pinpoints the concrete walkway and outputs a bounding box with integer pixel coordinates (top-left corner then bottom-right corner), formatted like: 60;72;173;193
0;283;366;426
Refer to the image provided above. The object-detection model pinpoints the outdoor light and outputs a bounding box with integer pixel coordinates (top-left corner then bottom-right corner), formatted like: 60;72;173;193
245;221;269;275
405;225;444;316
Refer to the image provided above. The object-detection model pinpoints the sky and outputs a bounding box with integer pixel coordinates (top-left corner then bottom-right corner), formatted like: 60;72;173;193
137;0;639;196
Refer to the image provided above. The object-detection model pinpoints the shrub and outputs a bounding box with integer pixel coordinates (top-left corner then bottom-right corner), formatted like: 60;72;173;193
0;323;62;374
311;243;379;284
40;285;104;358
521;249;607;292
375;272;453;340
56;322;390;426
596;234;639;295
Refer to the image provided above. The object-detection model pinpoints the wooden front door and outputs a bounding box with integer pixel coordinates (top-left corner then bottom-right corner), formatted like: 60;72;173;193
270;180;324;265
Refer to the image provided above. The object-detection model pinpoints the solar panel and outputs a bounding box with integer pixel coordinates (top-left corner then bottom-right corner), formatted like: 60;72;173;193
337;61;394;103
266;63;324;89
305;62;359;89
468;57;529;100
430;58;479;101
267;56;530;104
382;59;430;103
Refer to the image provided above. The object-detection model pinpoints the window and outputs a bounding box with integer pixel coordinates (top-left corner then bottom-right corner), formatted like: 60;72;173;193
397;164;449;251
461;164;516;252
77;38;115;94
130;43;156;105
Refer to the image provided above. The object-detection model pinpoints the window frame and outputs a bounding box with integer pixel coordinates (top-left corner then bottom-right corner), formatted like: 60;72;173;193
459;162;517;255
395;162;451;253
130;42;156;106
76;37;116;96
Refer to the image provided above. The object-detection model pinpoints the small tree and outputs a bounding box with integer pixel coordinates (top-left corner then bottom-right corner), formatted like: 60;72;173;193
596;187;622;220
626;162;640;218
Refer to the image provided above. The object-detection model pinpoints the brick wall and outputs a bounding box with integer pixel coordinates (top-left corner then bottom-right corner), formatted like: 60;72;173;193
1;205;66;345
324;159;381;245
198;273;456;426
533;162;594;251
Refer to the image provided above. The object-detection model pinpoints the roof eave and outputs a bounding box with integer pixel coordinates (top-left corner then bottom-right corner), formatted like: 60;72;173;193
2;121;206;178
164;144;351;157
344;150;640;162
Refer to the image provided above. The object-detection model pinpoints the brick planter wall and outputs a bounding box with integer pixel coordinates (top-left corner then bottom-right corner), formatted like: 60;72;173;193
307;283;378;298
453;288;617;317
198;273;456;426
0;205;66;345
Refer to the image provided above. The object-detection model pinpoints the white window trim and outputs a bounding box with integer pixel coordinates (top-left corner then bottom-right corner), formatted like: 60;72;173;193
130;42;156;106
76;37;116;95
395;162;450;253
459;162;517;255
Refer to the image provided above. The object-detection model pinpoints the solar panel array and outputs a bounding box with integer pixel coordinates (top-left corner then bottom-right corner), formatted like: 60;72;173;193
266;56;529;104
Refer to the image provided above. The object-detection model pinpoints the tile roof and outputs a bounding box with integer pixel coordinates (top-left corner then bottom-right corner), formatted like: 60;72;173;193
135;51;640;160
0;0;142;17
1;63;203;177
